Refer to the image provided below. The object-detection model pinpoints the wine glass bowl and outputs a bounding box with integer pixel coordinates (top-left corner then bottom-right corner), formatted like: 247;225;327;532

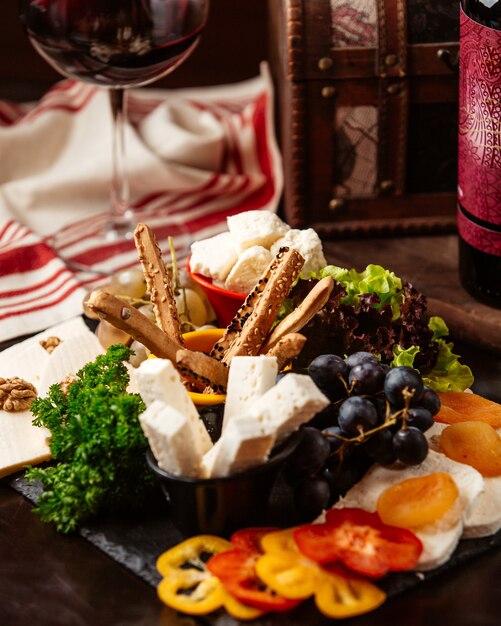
20;0;208;89
19;0;209;266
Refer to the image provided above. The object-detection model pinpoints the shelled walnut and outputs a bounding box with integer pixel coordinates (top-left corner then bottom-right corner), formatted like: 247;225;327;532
0;377;37;411
40;336;62;354
59;374;78;396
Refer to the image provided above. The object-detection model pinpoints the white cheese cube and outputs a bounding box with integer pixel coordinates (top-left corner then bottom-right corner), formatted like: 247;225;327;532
133;358;212;453
270;228;326;278
248;373;330;442
202;417;275;478
224;246;273;294
227;210;290;253
139;400;210;477
222;356;278;431
190;231;238;281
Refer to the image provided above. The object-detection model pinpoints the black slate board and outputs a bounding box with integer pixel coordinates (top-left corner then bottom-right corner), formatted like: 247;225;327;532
7;468;501;625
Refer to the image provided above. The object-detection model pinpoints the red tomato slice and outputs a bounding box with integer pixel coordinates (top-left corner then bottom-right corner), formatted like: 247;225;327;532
207;528;302;612
294;508;422;579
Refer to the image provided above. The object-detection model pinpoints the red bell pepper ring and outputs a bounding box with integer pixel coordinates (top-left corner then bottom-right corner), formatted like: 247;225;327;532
207;527;302;612
294;508;423;579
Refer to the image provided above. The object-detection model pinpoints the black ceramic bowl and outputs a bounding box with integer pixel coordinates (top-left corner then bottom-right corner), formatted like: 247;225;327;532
146;432;302;537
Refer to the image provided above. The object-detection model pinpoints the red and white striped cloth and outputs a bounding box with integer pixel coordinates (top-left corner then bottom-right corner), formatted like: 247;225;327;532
0;65;282;342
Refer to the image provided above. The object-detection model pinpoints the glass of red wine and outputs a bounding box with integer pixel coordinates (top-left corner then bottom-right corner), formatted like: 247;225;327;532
19;0;209;270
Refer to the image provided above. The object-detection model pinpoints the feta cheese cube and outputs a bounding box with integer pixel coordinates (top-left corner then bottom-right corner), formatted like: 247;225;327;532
224;246;273;294
222;356;278;431
190;231;238;281
248;373;330;442
270;228;326;278
202;416;275;478
227;210;290;253
133;358;212;454
139;401;211;477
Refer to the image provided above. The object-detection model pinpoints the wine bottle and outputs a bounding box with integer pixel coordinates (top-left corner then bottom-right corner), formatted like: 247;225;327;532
457;0;501;308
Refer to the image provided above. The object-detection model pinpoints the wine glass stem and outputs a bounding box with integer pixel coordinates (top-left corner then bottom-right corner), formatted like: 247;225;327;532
108;87;132;238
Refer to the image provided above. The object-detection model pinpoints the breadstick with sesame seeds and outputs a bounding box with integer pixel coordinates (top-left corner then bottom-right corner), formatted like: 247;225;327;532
265;333;307;371
176;349;229;393
134;223;184;347
260;276;334;353
87;290;179;363
214;248;305;365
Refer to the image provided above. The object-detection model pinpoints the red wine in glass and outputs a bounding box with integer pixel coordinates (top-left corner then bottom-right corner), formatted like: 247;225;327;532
21;0;207;88
19;0;209;269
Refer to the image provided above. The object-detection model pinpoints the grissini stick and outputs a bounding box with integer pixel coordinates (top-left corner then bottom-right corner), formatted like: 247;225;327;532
260;276;334;353
87;291;179;363
265;333;307;371
176;349;229;394
134;223;184;347
210;247;305;364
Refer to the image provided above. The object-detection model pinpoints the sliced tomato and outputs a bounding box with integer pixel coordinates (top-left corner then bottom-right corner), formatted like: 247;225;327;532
207;528;302;612
294;508;422;578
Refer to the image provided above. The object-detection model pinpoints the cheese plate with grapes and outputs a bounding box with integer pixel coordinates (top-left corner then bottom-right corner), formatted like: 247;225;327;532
2;211;501;623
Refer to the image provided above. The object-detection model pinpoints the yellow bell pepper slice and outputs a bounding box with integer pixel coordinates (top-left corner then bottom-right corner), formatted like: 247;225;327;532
260;527;299;554
156;535;266;619
158;572;226;615
315;569;386;619
222;590;267;621
157;535;232;576
257;528;321;599
257;527;387;619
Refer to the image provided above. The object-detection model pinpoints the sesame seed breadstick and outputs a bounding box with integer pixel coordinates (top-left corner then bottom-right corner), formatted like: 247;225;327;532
134;223;184;347
260;276;334;353
217;247;305;365
265;333;307;371
87;291;179;363
176;349;229;394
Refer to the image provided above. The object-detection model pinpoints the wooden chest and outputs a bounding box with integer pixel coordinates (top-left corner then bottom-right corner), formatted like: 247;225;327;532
268;0;460;236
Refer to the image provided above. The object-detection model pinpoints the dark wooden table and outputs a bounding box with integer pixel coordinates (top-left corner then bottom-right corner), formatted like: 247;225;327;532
1;234;501;626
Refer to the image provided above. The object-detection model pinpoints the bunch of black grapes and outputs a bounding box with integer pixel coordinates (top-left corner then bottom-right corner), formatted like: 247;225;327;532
284;352;441;520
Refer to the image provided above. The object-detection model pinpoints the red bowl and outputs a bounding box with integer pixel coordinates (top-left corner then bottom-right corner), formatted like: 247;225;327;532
187;260;246;327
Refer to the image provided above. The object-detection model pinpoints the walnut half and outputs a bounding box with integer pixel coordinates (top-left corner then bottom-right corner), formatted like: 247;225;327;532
0;377;37;412
40;336;62;354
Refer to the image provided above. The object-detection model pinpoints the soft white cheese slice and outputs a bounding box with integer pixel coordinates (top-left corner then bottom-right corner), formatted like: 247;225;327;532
227;210;290;253
0;410;51;478
333;450;484;571
247;373;330;443
222;355;278;432
270;228;326;278
38;331;105;396
190;231;238;282
0;316;100;478
202;416;275;478
224;246;273;294
139;400;211;477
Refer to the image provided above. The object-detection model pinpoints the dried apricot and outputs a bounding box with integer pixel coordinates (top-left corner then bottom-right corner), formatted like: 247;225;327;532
376;473;459;529
439;421;501;477
436;392;501;428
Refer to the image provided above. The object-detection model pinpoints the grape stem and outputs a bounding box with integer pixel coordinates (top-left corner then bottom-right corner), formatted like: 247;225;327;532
323;387;416;447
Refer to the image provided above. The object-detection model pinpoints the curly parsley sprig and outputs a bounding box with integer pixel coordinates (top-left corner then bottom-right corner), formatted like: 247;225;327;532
26;344;154;533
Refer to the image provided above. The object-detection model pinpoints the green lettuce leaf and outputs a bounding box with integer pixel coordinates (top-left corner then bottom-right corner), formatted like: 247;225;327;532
319;264;403;318
391;345;421;368
423;339;474;392
428;316;449;341
390;341;473;392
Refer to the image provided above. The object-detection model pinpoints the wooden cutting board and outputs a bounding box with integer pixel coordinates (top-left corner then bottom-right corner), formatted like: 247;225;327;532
323;234;501;356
